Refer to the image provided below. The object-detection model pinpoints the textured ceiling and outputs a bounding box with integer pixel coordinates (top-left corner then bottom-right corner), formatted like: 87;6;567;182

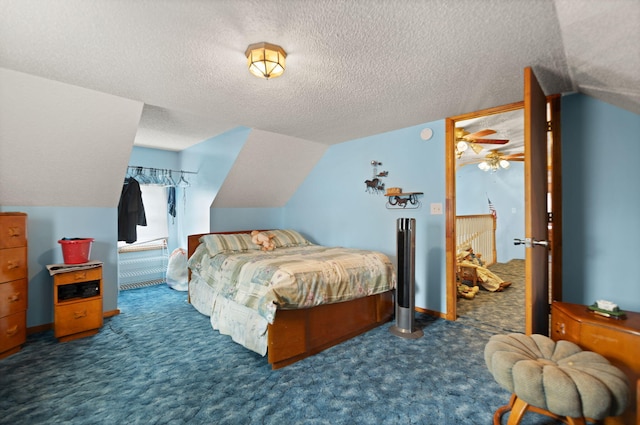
1;0;638;151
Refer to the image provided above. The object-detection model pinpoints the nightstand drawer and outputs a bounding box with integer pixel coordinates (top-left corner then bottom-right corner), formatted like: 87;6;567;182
0;247;27;283
0;311;26;353
0;278;27;317
54;298;103;338
54;267;101;285
550;303;581;342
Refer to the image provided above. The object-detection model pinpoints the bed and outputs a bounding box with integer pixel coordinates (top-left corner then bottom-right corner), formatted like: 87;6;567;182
187;229;395;369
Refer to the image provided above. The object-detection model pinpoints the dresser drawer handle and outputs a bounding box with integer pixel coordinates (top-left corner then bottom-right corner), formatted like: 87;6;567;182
74;310;87;319
7;227;22;238
74;272;87;280
8;292;21;303
7;260;22;270
6;325;19;337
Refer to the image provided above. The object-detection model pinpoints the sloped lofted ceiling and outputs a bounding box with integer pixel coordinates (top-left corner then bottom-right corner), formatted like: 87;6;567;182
1;0;638;152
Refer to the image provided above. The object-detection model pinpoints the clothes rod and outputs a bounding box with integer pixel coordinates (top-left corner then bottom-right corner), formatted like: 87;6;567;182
127;165;197;175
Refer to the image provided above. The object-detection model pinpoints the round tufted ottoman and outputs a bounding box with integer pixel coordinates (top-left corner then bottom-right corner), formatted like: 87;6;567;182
484;333;629;425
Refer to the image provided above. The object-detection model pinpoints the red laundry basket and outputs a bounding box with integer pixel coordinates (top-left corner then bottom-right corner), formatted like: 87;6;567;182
58;238;94;264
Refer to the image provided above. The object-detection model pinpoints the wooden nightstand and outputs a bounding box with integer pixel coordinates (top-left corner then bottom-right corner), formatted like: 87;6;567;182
551;301;640;425
52;265;103;342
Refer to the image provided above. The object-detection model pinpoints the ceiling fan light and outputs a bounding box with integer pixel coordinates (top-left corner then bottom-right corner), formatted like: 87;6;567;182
456;141;468;152
478;162;489;171
499;159;510;169
245;42;286;79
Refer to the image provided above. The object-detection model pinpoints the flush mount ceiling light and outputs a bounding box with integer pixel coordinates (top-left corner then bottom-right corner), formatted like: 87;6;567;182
245;42;286;79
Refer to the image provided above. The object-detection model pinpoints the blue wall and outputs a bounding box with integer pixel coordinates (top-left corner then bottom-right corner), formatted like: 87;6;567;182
456;161;525;263
284;122;447;312
209;121;448;312
210;208;284;231
561;94;640;311
180;127;250;246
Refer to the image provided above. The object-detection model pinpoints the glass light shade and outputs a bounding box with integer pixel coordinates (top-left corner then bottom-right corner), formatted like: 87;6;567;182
478;162;489;171
499;159;510;169
456;141;468;152
469;143;484;154
245;42;286;79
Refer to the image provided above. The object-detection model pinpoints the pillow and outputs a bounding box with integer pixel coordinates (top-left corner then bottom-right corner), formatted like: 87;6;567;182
199;233;259;257
269;229;312;248
186;243;209;273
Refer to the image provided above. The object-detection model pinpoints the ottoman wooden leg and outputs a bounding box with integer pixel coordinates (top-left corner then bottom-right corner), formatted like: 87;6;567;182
496;394;588;425
505;396;530;425
493;394;516;425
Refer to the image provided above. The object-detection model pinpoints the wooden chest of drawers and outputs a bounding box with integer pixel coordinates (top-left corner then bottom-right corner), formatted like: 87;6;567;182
551;301;640;425
0;212;28;359
53;265;103;342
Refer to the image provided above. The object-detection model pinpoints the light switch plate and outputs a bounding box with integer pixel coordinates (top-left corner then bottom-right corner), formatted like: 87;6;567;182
430;203;443;215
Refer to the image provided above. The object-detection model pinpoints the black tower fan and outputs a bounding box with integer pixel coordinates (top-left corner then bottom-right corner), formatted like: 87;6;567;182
390;218;423;339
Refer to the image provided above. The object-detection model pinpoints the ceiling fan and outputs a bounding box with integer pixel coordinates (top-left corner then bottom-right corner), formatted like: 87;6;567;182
477;150;524;172
455;127;509;158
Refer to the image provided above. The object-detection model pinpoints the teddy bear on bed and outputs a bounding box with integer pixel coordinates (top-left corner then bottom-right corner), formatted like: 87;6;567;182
251;230;276;251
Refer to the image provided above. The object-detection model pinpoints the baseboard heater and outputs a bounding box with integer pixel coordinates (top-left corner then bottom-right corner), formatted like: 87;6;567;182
118;238;168;290
390;218;423;339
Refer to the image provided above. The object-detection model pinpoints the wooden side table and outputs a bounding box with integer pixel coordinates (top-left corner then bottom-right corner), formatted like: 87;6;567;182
551;301;640;425
52;264;103;342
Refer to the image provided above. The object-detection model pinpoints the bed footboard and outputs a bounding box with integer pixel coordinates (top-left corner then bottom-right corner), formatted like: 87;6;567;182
267;290;394;369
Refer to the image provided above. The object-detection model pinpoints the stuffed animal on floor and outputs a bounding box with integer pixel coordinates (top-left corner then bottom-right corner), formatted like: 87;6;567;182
457;283;479;299
251;230;275;251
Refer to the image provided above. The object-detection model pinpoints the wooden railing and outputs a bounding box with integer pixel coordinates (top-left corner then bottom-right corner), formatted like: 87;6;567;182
456;214;496;266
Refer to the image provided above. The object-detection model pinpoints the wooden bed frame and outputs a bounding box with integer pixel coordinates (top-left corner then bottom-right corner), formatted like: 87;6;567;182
187;231;395;369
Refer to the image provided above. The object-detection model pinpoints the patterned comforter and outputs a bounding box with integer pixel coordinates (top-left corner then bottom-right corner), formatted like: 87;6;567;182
188;244;396;324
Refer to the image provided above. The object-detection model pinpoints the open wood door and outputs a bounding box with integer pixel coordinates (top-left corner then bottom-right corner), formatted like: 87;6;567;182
444;68;560;330
523;67;550;335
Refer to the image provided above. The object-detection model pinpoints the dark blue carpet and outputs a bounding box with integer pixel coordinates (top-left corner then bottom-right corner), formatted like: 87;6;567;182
0;285;561;424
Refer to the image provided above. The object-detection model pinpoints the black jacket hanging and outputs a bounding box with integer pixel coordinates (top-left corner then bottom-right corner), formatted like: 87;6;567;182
118;177;147;243
168;186;176;218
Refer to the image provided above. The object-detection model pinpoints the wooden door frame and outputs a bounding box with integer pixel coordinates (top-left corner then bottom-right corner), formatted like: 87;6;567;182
444;98;562;323
445;101;524;321
548;95;562;303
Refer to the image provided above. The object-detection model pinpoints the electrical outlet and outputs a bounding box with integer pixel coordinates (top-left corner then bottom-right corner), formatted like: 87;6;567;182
430;203;443;215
